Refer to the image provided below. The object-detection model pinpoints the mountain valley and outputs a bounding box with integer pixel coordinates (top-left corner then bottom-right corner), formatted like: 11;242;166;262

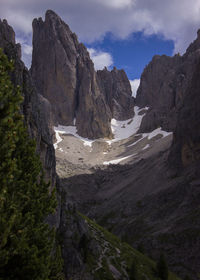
0;9;200;280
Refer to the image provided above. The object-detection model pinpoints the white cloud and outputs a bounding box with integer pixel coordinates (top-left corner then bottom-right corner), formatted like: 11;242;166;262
16;37;32;68
1;0;200;57
88;48;113;70
130;79;140;97
96;0;133;9
3;10;34;34
23;44;32;55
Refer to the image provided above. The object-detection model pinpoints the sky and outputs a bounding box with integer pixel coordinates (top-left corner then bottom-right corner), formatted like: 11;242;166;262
1;0;200;95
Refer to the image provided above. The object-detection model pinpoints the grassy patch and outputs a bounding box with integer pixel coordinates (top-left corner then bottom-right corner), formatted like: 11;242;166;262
78;212;182;280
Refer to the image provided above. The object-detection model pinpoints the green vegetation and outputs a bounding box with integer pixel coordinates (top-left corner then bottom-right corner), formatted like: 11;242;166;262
129;261;138;280
78;213;181;280
0;49;63;279
137;243;145;254
157;253;169;280
184;276;191;280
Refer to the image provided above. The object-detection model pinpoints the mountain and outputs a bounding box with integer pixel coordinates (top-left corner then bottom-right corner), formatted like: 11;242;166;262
31;10;134;139
60;205;180;280
59;28;200;279
1;9;200;280
97;67;134;120
0;18;56;188
136;32;200;134
0;12;180;280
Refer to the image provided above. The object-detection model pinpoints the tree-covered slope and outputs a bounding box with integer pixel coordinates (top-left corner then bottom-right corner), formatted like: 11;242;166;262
60;203;181;280
0;49;63;280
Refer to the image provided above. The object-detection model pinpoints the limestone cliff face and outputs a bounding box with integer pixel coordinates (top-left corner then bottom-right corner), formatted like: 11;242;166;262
136;31;200;133
0;19;56;187
31;10;112;139
169;60;200;169
97;67;135;120
31;10;135;139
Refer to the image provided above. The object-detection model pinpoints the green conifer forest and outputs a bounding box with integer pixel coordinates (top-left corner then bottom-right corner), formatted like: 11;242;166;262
0;49;63;280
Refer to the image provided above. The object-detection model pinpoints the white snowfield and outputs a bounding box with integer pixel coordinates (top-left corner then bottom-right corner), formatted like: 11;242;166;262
54;124;95;149
106;106;148;145
54;106;172;155
127;127;172;148
54;106;147;149
103;154;137;165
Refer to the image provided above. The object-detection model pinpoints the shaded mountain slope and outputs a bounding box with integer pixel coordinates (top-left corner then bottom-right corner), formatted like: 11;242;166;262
0;15;182;280
136;30;200;134
0;18;56;187
60;146;200;279
59;27;200;280
59;202;181;280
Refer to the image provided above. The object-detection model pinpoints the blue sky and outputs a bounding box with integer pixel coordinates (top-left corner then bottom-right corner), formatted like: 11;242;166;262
1;0;200;95
86;32;174;80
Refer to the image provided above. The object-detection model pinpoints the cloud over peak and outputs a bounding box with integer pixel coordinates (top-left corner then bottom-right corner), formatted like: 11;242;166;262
88;48;113;70
1;0;200;61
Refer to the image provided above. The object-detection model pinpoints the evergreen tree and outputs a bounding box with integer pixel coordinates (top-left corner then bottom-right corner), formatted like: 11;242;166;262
184;275;191;280
129;261;138;280
157;253;168;280
137;242;145;254
0;49;63;279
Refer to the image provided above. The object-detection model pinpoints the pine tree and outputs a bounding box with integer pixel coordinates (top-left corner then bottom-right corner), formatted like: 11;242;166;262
0;49;63;279
137;242;145;254
157;253;168;280
184;275;191;280
129;261;138;280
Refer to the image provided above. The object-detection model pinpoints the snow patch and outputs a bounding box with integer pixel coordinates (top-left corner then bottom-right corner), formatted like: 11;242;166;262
54;130;63;149
106;106;148;145
128;127;172;147
142;144;150;150
54;125;95;149
130;79;140;97
147;127;172;140
103;154;136;165
54;106;150;149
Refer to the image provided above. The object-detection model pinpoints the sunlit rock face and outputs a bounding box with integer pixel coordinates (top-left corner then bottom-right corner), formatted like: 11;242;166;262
31;10;136;139
31;10;112;139
97;67;135;120
136;31;200;134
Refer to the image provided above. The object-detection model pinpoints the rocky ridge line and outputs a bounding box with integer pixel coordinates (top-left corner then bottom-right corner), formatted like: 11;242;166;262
31;10;134;139
0;18;56;187
136;30;200;136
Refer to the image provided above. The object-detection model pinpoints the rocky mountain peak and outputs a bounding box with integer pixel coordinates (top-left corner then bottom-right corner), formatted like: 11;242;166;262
0;19;56;188
97;67;134;120
185;29;200;55
45;9;61;20
135;28;200;134
31;10;134;139
31;10;112;139
0;19;21;58
0;19;15;45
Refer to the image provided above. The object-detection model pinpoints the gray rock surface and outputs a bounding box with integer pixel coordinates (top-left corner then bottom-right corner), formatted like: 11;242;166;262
97;67;135;120
61;148;200;280
169;58;200;170
31;10;135;139
31;10;112;139
0;18;56;187
58;29;200;280
136;31;200;133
